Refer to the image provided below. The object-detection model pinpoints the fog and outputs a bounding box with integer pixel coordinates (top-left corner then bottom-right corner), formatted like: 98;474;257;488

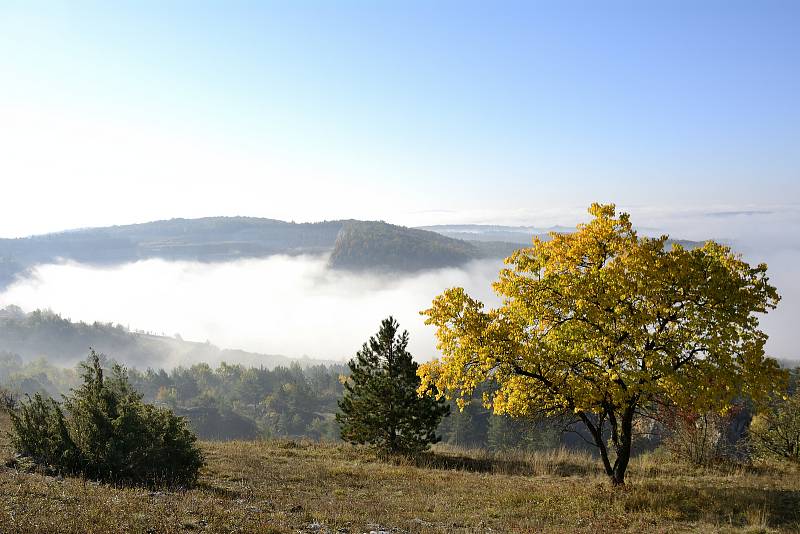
0;207;798;365
0;256;503;363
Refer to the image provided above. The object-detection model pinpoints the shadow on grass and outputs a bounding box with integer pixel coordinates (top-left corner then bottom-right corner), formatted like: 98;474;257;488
614;482;800;528
195;481;246;499
407;450;599;477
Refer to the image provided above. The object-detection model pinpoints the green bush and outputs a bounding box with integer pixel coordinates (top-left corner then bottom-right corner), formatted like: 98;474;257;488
10;350;203;486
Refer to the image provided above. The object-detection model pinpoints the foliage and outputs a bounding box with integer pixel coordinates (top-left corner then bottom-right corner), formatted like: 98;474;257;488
129;361;346;441
8;392;77;471
420;203;786;484
749;389;800;463
337;317;449;454
2;353;567;449
10;351;203;486
437;396;490;448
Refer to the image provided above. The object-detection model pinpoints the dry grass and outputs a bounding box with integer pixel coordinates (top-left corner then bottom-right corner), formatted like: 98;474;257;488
1;410;798;533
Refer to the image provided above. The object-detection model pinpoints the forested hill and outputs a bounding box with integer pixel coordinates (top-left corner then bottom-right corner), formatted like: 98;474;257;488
328;221;519;272
0;217;345;267
0;217;521;288
0;305;332;369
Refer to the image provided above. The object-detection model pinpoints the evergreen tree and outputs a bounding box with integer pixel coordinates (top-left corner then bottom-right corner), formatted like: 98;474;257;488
336;317;449;454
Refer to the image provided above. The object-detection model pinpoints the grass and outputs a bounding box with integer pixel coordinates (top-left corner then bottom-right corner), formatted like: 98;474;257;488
1;410;799;533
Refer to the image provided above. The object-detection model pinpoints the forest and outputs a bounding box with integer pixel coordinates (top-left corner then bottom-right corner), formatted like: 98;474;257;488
0;347;565;450
3;344;797;456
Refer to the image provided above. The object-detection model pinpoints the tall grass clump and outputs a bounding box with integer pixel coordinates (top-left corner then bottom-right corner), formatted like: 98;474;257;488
9;350;203;487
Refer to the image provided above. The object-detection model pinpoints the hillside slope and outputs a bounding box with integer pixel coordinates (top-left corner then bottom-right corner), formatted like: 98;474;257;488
328;221;486;272
0;217;345;266
0;305;328;369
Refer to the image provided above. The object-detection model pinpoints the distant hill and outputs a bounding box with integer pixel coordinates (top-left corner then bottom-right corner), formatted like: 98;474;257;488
0;217;522;288
0;217;702;289
0;217;345;266
417;224;570;244
327;221;511;272
420;224;703;250
0;305;333;369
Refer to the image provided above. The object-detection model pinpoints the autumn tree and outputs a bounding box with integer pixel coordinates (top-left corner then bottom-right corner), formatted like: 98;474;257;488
419;203;785;485
337;317;449;455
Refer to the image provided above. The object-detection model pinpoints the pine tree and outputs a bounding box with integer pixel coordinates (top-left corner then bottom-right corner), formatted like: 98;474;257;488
336;317;449;455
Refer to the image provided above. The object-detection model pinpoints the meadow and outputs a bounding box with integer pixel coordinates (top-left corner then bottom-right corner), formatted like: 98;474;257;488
1;410;798;534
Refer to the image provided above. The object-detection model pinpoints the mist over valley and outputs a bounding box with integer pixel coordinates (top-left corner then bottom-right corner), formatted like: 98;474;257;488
0;208;798;366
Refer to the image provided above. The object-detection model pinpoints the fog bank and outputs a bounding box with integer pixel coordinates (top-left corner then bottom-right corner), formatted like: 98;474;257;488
0;256;502;363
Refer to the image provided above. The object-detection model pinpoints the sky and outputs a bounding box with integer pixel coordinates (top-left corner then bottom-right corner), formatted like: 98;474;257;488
1;1;799;237
0;1;798;362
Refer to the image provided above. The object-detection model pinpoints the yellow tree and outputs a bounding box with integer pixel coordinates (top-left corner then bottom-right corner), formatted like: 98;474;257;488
419;203;785;485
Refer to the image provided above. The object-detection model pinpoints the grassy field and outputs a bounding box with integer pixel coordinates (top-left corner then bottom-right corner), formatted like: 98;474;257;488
1;410;799;533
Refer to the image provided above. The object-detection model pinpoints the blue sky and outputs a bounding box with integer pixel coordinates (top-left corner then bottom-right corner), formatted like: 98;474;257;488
1;1;798;236
1;1;800;359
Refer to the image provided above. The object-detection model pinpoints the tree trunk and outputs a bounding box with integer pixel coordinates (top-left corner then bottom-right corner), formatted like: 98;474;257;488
610;405;634;486
579;404;635;486
578;412;616;482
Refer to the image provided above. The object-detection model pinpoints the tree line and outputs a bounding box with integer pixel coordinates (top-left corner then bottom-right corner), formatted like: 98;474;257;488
1;348;566;451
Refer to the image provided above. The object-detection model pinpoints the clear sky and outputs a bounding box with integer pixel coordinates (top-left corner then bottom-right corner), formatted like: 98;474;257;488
1;0;799;237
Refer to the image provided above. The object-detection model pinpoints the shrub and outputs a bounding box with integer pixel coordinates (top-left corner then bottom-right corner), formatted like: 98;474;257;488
0;387;16;411
10;350;203;486
8;392;78;471
748;391;800;464
658;405;744;466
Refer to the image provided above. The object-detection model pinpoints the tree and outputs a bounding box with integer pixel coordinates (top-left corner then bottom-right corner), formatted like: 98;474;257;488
337;317;449;454
419;203;785;485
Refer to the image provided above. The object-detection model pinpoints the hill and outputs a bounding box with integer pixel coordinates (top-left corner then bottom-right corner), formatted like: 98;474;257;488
328;221;501;272
0;217;523;289
0;217;344;266
0;411;798;533
0;305;330;370
0;217;703;290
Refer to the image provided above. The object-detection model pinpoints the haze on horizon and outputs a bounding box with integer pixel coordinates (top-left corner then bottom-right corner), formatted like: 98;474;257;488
1;1;798;237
